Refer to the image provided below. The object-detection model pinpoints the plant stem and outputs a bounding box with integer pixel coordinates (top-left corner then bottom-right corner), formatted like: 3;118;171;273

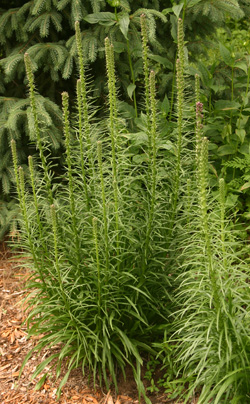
24;53;53;204
76;79;90;210
28;155;47;254
198;138;219;310
18;166;47;289
62;92;82;275
92;217;101;315
50;204;69;309
105;37;120;267
97;141;109;273
75;21;95;178
143;70;157;276
140;14;151;153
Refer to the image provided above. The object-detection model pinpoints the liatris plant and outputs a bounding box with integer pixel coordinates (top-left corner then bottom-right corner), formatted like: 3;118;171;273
165;99;250;403
11;18;180;403
12;16;250;404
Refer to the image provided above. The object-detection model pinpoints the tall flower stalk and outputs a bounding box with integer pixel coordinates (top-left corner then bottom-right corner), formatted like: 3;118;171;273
62;91;81;275
142;70;157;276
75;21;94;178
105;37;120;265
76;79;90;210
24;53;53;204
169;18;185;237
140;14;151;156
97;141;109;273
198;137;219;309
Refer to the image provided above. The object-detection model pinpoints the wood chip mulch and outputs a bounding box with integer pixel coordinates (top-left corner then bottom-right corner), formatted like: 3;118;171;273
0;244;177;404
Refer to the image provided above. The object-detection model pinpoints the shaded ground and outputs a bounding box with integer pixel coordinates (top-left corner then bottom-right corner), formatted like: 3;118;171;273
0;243;185;404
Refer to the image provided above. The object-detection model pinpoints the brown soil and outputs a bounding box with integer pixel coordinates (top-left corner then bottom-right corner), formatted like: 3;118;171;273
0;243;185;404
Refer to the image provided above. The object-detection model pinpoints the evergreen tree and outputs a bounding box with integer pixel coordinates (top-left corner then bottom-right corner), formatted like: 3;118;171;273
0;0;246;237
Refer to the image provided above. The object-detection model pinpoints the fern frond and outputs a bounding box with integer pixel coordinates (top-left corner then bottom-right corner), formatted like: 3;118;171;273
223;155;250;170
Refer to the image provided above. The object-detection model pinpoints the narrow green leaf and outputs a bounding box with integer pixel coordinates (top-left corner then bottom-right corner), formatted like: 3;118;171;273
57;369;71;399
34;374;47;391
31;354;59;380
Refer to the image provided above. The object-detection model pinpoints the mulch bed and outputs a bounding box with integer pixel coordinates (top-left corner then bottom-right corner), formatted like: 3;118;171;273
0;243;183;404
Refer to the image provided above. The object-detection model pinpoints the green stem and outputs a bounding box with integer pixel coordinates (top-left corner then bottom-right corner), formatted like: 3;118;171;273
62;92;82;275
11;140;22;203
140;14;151;153
169;53;177;123
169;19;185;237
51;204;69;309
24;53;53;205
143;70;157;276
18;166;47;290
76;79;90;211
105;37;120;266
28;155;47;254
75;21;95;179
97;141;109;273
93;217;101;314
199;138;219;310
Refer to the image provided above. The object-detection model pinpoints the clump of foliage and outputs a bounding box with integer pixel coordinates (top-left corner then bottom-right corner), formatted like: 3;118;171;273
159;79;250;403
12;17;181;402
1;0;247;237
12;15;250;403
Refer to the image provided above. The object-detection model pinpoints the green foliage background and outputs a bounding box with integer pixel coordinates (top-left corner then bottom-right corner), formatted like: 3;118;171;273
0;0;249;236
